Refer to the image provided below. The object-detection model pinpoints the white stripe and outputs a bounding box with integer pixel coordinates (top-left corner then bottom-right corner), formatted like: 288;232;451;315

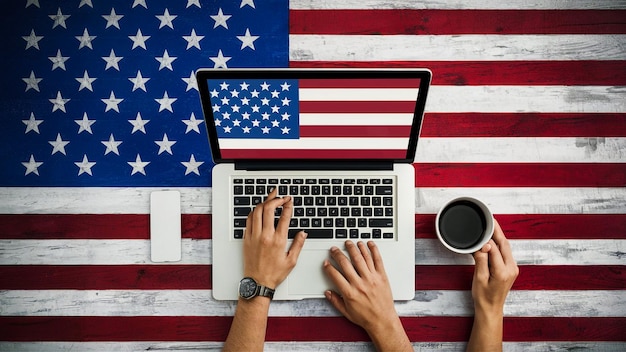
416;137;626;163
300;87;418;101
220;137;409;149
2;186;626;214
290;0;626;10
290;35;626;61
1;239;623;265
2;342;625;352
427;86;626;113
300;113;413;125
1;290;623;317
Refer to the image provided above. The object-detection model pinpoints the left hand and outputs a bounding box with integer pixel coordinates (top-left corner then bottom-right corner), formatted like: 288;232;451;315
243;187;307;289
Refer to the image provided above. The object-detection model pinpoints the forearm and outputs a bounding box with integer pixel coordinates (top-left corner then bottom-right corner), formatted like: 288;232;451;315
223;298;271;352
466;307;503;352
367;317;413;352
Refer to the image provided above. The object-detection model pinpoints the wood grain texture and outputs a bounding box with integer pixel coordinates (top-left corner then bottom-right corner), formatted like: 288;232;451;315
289;0;626;10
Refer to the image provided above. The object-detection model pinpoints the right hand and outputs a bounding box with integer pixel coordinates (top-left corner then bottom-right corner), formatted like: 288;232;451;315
471;219;519;315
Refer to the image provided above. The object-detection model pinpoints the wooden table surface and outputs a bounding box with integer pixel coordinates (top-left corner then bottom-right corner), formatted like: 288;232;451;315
1;0;625;350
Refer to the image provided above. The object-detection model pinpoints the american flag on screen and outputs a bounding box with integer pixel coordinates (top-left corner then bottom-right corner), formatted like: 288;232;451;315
1;0;626;350
209;78;420;159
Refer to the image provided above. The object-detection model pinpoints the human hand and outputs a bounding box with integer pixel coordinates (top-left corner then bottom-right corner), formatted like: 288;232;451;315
471;219;519;315
323;241;410;350
243;187;307;289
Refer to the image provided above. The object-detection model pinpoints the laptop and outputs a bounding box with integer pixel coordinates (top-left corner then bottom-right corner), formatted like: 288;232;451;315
196;68;431;300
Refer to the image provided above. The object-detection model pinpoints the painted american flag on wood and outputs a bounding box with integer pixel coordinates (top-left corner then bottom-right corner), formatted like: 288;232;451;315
1;0;625;350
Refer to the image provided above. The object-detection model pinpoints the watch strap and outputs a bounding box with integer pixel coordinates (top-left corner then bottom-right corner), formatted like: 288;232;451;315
257;284;275;300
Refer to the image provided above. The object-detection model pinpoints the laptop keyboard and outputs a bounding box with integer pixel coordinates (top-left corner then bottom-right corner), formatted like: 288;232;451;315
232;177;395;240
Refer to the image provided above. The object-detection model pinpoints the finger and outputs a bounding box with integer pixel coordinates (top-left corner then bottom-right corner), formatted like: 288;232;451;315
325;290;349;318
472;243;491;282
492;218;516;266
367;241;386;274
345;241;370;277
244;207;253;239
323;258;351;295
275;195;294;235
261;194;290;232
486;238;506;274
287;231;307;263
329;246;360;283
251;202;263;238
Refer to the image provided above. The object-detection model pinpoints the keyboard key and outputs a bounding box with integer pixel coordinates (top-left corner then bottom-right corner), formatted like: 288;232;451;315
256;186;266;195
372;197;382;206
375;186;393;195
290;185;299;195
357;179;368;184
317;208;328;216
233;179;243;184
269;179;279;184
306;208;315;216
384;197;393;206
373;229;382;239
361;232;371;239
383;232;394;239
332;186;342;195
289;228;332;239
343;186;352;195
345;179;355;184
369;218;393;227
351;208;361;217
304;197;314;206
312;186;320;195
363;208;373;217
234;186;244;195
347;218;356;227
293;179;304;184
280;179;291;184
245;186;255;194
335;218;345;227
294;208;304;217
257;179;266;184
290;219;298;227
234;218;247;227
300;186;310;195
252;197;262;205
341;208;350;216
234;207;252;216
365;186;374;195
245;179;255;184
323;218;333;227
350;229;359;238
354;186;363;195
234;197;250;205
383;178;393;184
322;186;331;195
332;179;342;184
338;197;348;206
349;197;359;206
361;197;371;206
300;218;309;227
319;179;330;184
385;208;393;216
312;218;322;227
294;197;303;206
327;197;337;206
306;179;317;184
315;197;325;206
370;178;381;184
278;186;288;195
329;207;339;216
374;208;384;216
336;229;347;238
234;229;244;239
358;218;367;227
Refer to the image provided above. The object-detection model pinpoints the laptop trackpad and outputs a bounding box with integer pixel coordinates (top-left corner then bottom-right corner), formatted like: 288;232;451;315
289;250;334;296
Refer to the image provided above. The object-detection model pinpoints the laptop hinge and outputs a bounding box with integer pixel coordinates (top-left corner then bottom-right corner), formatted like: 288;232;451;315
234;160;394;171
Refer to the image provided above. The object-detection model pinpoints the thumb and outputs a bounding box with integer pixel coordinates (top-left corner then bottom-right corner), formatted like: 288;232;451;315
472;242;491;282
287;231;307;261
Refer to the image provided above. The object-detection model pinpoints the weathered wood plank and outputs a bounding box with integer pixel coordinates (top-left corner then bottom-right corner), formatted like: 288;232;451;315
290;0;626;10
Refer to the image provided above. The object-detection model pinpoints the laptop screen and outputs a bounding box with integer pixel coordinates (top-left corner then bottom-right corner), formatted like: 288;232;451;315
197;69;431;163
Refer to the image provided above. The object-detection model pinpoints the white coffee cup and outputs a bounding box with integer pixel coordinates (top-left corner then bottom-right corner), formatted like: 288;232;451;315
435;197;494;254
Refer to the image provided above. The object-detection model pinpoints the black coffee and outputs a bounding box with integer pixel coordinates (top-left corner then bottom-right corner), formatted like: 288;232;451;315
438;200;486;249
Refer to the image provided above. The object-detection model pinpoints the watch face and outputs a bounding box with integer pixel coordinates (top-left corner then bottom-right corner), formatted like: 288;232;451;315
239;277;257;299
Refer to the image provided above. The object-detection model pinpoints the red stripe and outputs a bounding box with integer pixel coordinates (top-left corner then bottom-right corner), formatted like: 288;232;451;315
301;101;416;113
290;9;626;35
1;316;624;341
290;61;626;86
416;214;626;239
300;78;422;88
416;265;626;291
422;113;626;137
414;163;626;187
0;214;211;240
221;149;407;159
301;125;411;137
2;264;623;290
3;214;625;240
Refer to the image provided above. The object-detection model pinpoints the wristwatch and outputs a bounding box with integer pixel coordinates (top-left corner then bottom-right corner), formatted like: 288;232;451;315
238;277;275;300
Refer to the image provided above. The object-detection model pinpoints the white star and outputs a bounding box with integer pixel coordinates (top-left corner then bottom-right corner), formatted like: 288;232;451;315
49;91;70;113
78;0;93;8
271;105;280;113
240;0;255;8
281;82;291;91
26;0;40;8
211;8;231;29
23;71;42;92
222;111;231;119
281;112;290;120
128;112;149;134
219;81;229;90
250;89;260;98
214;118;221;126
281;97;291;106
128;154;150;175
261;112;270;119
75;28;96;49
101;134;122;155
155;91;177;112
49;49;69;71
75;70;97;91
102;49;122;70
49;8;70;29
156;8;177;29
252;119;260;127
241;112;250;119
181;154;204;176
182;112;204;134
155;49;177;71
75;112;96;134
241;97;250;105
260;81;270;90
22;29;43;50
129;28;150;50
251;104;260;112
223;126;232;133
75;155;96;176
183;29;204;50
210;49;230;69
182;71;197;91
22;155;43;176
271;90;280;98
102;91;123;112
22;112;43;134
102;8;124;29
261;97;270;105
281;126;291;134
261;126;271;134
210;89;220;97
242;126;251;133
132;0;147;8
187;0;201;8
240;82;250;90
49;133;69;155
237;28;259;50
155;133;176;155
129;70;150;92
271;120;280;127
